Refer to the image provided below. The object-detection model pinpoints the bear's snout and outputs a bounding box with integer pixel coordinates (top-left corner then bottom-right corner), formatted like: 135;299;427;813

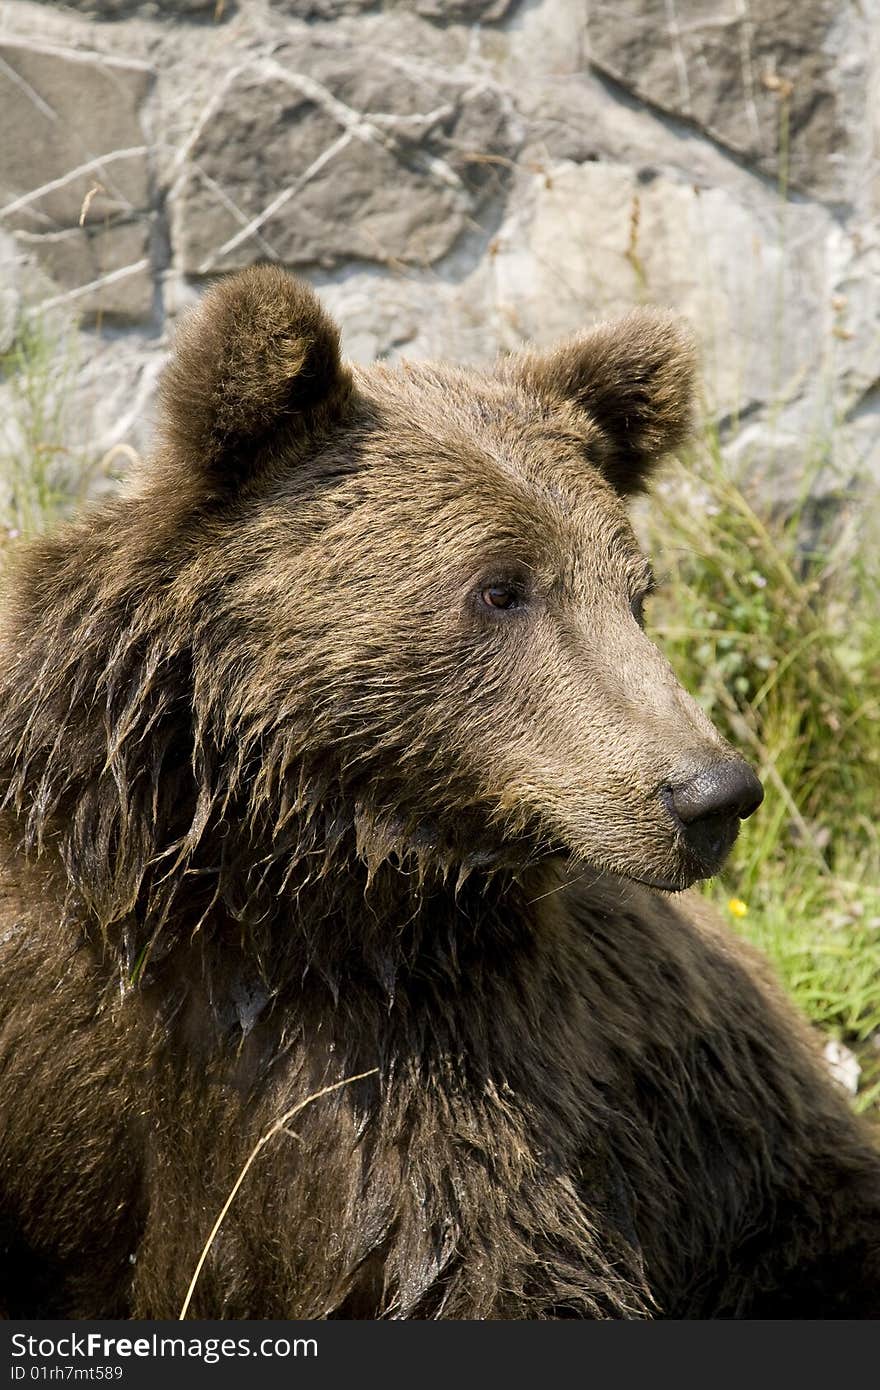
661;759;764;874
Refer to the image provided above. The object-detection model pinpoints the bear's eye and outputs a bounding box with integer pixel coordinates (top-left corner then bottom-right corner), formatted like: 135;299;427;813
481;584;520;611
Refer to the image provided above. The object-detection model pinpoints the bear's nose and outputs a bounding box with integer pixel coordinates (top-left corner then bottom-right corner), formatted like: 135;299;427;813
662;759;764;874
670;760;764;827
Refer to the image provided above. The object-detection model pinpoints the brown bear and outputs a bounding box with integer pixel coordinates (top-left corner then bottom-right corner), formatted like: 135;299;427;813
0;266;878;1320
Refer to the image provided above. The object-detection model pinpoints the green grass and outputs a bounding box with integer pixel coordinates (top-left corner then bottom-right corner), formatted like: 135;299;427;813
0;312;104;540
644;438;880;1114
1;311;878;1113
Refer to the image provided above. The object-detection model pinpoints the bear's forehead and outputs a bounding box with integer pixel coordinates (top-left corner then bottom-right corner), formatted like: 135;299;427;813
355;359;616;513
304;362;648;589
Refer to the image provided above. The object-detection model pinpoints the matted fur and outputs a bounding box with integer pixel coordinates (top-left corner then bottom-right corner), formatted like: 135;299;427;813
0;269;878;1319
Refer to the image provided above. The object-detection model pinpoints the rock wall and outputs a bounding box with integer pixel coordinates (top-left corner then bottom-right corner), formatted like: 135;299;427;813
1;0;878;503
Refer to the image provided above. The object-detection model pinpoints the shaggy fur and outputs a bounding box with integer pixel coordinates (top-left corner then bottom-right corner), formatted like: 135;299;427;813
0;267;878;1319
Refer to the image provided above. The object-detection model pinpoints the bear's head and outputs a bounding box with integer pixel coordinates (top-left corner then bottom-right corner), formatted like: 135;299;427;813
0;267;762;948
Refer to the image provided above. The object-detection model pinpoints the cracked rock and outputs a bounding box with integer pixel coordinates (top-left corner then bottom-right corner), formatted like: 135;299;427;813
169;44;518;274
492;157;880;500
271;1;515;17
413;1;516;20
491;159;828;420
585;0;872;204
13;223;154;324
270;1;380;16
61;1;218;14
0;37;155;322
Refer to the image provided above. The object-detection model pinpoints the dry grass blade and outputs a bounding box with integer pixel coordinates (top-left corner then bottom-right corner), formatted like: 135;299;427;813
178;1067;379;1319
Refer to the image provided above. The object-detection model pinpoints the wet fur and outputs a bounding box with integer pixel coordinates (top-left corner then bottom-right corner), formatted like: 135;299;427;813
1;268;878;1318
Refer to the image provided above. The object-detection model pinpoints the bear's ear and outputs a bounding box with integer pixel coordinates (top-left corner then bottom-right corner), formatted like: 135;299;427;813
504;309;697;495
157;265;352;492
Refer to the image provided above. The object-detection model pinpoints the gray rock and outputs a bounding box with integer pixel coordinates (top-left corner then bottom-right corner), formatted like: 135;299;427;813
513;70;776;192
79;334;166;461
270;1;378;16
503;0;589;83
54;1;219;15
413;1;515;20
0;37;155;321
0;0;877;502
490;160;846;424
170;44;518;274
13;222;154;324
0;231;23;355
585;0;871;203
315;256;499;366
270;1;514;17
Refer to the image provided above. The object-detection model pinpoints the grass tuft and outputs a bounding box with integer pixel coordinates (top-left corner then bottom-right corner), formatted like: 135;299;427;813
0;312;105;543
645;436;880;1113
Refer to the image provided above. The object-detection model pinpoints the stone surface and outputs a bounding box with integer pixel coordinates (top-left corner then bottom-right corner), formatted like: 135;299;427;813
270;1;514;17
270;1;378;16
59;1;218;15
585;0;873;203
0;0;877;502
169;43;518;273
0;36;154;320
73;332;166;459
0;232;23;355
491;160;830;418
414;1;515;20
12;221;154;323
315;257;499;367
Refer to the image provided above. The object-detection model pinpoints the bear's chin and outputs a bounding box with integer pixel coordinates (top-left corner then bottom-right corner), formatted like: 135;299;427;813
555;859;697;895
590;815;745;894
611;846;737;894
622;867;702;894
558;837;739;895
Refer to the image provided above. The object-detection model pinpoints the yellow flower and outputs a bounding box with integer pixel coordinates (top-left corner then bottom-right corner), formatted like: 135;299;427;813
728;897;748;918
